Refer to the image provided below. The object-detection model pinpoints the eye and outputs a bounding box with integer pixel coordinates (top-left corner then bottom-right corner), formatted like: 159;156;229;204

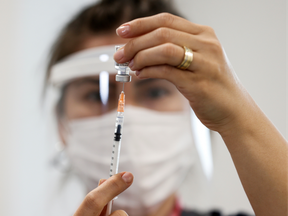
86;91;101;102
147;88;169;99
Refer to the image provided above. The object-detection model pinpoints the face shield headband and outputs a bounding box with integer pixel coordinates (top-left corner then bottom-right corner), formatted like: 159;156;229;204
49;45;120;88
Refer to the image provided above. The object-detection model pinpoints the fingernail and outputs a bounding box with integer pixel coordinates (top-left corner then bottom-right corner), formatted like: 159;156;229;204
121;172;133;184
128;59;134;69
116;24;130;36
135;70;141;76
114;48;124;61
98;179;106;186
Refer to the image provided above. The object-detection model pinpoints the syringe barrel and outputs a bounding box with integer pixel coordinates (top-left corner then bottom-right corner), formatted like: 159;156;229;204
115;112;124;131
110;112;124;177
110;140;122;177
113;114;123;147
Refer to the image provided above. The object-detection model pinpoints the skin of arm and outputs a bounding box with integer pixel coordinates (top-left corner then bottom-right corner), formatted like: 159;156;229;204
220;86;288;216
114;13;288;216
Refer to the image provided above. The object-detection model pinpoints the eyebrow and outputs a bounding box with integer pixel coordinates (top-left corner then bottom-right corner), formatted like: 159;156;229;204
134;78;160;87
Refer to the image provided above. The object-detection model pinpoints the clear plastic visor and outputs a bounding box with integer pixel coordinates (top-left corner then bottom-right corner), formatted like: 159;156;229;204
58;72;188;118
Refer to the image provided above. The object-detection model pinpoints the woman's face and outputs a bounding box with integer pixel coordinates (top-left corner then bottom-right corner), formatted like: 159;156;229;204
61;35;188;120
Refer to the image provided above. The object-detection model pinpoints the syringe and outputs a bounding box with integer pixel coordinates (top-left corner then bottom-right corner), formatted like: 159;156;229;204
105;91;125;216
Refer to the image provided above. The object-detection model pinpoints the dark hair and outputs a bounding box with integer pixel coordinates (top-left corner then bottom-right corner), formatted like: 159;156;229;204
46;0;182;117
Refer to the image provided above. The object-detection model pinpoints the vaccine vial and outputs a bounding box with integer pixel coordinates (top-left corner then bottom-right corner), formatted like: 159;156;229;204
115;45;132;82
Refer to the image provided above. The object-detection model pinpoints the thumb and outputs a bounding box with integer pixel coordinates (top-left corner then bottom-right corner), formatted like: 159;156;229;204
110;210;129;216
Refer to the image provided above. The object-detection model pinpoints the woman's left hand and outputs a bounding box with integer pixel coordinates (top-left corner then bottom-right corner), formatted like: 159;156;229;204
74;172;133;216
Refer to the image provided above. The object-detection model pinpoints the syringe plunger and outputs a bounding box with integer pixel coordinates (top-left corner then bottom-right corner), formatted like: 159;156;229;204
114;125;122;141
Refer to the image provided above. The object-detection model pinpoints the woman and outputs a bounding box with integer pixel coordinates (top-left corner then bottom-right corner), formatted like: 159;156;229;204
47;0;288;216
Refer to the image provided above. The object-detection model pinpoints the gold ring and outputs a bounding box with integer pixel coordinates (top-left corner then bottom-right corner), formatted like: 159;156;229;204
177;46;193;70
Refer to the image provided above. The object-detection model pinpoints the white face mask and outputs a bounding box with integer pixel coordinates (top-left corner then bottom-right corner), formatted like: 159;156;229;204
65;106;195;216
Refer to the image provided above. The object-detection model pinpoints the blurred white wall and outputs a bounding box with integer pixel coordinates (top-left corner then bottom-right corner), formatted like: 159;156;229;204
0;0;286;216
0;0;96;215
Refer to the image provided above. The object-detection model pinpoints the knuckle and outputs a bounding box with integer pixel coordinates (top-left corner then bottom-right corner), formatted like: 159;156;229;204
109;177;123;192
155;27;170;41
134;53;144;68
162;43;177;59
84;192;103;211
133;18;143;31
203;25;216;35
161;65;173;77
211;40;222;54
126;39;136;52
205;39;222;54
158;12;175;26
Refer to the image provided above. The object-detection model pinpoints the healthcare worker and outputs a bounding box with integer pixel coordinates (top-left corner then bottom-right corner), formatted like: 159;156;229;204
46;0;288;216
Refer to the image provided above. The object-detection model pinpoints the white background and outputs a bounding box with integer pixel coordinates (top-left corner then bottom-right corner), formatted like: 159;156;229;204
0;0;286;215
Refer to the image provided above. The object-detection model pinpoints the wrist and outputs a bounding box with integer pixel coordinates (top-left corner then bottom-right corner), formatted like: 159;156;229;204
218;99;270;154
217;93;263;148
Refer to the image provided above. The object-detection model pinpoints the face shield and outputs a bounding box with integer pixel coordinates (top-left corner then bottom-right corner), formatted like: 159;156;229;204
50;45;190;119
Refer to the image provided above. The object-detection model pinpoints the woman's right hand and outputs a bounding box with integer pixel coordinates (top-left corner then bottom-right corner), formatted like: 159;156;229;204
113;13;253;135
114;13;288;215
74;172;133;216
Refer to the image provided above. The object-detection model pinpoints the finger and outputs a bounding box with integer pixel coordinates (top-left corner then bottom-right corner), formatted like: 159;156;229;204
129;43;200;72
135;65;194;89
96;179;108;216
110;210;128;216
114;27;201;63
116;13;203;38
74;172;133;216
